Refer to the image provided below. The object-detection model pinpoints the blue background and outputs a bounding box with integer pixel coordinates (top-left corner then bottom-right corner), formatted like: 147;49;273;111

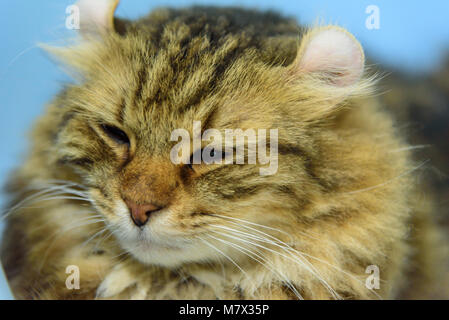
0;0;448;299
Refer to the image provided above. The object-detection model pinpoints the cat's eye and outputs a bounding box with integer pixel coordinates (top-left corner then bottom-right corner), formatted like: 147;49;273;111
100;124;130;145
187;148;226;171
207;149;218;158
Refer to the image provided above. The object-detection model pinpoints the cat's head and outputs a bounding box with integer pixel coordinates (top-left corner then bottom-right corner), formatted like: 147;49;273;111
48;0;371;267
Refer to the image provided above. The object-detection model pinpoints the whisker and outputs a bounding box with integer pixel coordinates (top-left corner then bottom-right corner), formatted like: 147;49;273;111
94;227;115;250
1;185;93;221
81;227;108;249
209;228;341;300
389;144;431;153
206;234;303;300
197;236;249;279
110;249;131;262
31;212;102;232
343;159;430;195
38;216;106;272
32;179;89;190
2;186;69;217
1;44;40;80
34;196;93;203
210;214;295;242
210;222;381;299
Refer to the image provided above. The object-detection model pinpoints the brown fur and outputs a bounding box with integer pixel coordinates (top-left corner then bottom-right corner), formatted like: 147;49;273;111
1;6;447;299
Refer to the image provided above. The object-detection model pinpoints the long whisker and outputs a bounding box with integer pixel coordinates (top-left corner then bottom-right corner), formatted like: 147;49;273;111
206;234;303;300
25;184;89;195
110;249;131;262
209;218;338;294
389;144;431;153
197;236;249;279
215;225;341;298
82;227;108;248
209;220;381;299
210;214;296;242
209;228;340;300
1;185;92;221
31;212;103;232
211;214;322;242
30;179;88;190
2;186;71;216
94;227;115;250
33;196;93;203
37;216;106;272
343;159;429;194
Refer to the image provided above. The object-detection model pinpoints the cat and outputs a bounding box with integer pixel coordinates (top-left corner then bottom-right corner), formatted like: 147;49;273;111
1;0;447;299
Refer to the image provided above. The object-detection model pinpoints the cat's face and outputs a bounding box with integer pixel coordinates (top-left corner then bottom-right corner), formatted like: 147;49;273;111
51;4;366;267
56;36;299;266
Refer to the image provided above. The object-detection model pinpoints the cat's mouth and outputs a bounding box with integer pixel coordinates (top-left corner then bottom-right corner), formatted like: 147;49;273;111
90;192;209;266
112;211;191;250
123;236;183;250
116;229;203;266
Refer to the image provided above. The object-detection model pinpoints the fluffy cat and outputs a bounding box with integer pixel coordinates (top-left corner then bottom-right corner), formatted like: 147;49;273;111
1;0;447;299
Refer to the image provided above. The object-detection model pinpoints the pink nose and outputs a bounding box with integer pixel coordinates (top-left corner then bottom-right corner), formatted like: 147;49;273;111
125;200;162;227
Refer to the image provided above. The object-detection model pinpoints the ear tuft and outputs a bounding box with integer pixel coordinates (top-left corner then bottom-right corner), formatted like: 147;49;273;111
76;0;120;38
292;26;365;87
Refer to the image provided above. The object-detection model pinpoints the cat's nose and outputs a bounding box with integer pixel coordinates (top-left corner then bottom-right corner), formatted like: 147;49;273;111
125;200;162;227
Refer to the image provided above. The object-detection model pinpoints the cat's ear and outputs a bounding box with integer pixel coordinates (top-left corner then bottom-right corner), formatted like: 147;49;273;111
41;0;120;78
76;0;120;38
289;26;365;87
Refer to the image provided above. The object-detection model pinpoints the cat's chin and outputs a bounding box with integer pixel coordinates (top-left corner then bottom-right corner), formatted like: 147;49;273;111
117;237;211;268
126;245;186;267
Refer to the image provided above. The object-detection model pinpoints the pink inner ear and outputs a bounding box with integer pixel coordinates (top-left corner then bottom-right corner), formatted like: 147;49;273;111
299;29;365;86
77;0;117;31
